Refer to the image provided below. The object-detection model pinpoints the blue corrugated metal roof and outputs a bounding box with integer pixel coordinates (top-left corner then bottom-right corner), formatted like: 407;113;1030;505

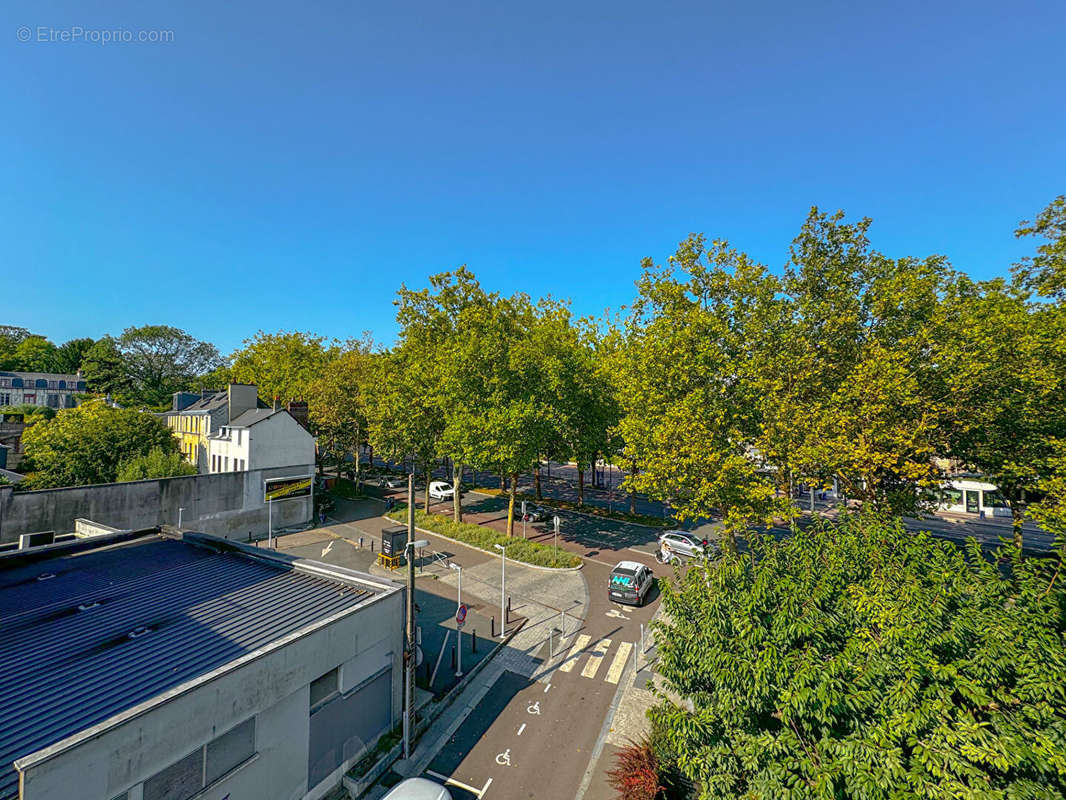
0;534;379;799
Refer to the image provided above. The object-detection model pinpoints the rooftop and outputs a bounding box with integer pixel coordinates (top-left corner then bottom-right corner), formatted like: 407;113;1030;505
0;530;397;799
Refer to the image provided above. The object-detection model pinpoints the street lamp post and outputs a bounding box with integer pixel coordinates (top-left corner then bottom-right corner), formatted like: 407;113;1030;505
449;562;463;677
177;507;184;529
493;543;506;639
402;470;428;762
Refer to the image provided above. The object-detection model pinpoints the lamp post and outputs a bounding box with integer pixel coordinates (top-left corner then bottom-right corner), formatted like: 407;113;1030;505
402;470;427;761
494;543;506;639
449;562;463;677
177;507;184;529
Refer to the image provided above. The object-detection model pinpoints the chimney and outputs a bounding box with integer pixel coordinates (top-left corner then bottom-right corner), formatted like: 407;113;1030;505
273;395;280;412
287;401;310;431
227;383;258;423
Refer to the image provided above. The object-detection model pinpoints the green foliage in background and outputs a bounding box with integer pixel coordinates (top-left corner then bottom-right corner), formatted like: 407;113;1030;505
650;515;1066;799
20;401;180;488
117;447;197;482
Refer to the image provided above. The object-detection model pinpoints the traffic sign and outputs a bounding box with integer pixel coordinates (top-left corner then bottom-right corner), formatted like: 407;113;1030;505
553;515;560;533
456;603;468;628
521;500;527;516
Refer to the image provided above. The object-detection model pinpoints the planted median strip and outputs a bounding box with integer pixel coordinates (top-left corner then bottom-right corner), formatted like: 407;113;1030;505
384;504;582;569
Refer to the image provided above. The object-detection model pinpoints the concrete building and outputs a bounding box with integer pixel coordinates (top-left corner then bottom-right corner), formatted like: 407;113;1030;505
163;385;261;472
0;372;85;410
0;527;404;800
207;408;316;474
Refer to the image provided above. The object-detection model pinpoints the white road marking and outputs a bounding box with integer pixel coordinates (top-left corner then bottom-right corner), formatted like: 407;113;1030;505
527;701;541;715
517;722;526;736
605;608;629;620
581;638;612;679
320;541;334;558
426;771;486;797
543;682;551;693
495;749;512;766
605;642;633;684
558;634;591;672
482;777;493;797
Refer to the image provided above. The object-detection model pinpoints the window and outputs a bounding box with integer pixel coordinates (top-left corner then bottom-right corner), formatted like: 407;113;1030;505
205;718;256;785
0;378;8;387
46;393;60;408
143;748;203;800
983;490;1008;508
310;667;339;709
236;429;241;445
940;488;963;506
0;393;9;405
142;718;256;800
224;456;229;471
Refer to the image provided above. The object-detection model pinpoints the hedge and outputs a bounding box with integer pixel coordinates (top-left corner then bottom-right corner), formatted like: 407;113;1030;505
475;488;673;528
385;504;582;568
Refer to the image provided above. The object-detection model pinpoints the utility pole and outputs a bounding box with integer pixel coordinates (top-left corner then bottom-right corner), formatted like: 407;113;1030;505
404;472;415;759
494;543;507;638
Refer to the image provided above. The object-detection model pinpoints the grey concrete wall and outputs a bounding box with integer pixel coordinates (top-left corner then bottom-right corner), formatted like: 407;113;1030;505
0;464;315;544
18;586;404;800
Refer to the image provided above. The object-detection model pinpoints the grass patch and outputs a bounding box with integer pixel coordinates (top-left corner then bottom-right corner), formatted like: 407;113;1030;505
385;504;582;568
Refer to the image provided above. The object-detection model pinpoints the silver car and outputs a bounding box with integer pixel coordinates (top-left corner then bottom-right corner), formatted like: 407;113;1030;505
658;530;710;563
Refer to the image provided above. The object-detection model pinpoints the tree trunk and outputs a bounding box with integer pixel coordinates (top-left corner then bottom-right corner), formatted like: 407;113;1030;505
577;467;585;506
354;429;361;488
452;461;463;523
506;473;518;537
629;459;637;515
424;466;431;513
534;464;542;501
1010;498;1025;551
335;435;342;480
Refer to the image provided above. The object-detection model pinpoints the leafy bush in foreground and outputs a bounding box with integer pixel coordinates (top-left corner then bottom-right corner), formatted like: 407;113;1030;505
651;514;1066;799
385;504;581;568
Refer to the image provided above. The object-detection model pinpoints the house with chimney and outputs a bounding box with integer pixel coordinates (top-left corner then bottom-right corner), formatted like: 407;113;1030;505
163;384;264;472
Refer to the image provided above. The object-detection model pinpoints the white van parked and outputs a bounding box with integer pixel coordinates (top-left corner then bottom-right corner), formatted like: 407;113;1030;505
428;481;456;501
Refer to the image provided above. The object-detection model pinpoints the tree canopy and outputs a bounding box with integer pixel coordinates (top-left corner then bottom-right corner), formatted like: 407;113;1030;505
650;515;1066;799
20;401;180;488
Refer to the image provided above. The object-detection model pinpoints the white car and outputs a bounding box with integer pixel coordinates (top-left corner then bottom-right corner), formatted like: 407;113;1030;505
658;530;711;563
428;481;455;501
382;777;453;800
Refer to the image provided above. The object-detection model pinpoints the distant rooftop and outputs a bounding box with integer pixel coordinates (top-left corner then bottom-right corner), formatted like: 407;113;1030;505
0;530;396;800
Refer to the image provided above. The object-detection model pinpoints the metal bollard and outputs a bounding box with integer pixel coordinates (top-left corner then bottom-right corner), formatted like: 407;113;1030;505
491;616;495;638
507;596;511;623
359;536;364;549
472;629;478;653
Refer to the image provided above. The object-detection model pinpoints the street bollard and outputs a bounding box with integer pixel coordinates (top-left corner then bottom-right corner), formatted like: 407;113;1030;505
491;616;495;639
640;623;645;654
507;596;511;624
560;609;566;636
472;629;478;653
359;536;364;549
371;541;375;553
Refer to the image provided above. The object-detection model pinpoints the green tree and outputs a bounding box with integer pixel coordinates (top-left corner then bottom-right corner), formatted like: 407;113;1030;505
651;515;1066;799
229;331;335;405
14;335;59;372
0;325;32;369
115;325;223;408
80;336;132;399
20;400;180;488
616;236;790;547
53;337;96;374
117;447;197;481
936;276;1066;547
307;338;376;484
1013;194;1066;301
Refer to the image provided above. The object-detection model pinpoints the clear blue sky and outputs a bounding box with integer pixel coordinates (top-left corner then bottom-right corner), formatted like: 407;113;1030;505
3;0;1064;354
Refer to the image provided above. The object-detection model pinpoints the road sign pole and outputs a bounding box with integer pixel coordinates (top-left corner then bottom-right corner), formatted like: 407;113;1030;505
553;516;560;563
404;473;415;760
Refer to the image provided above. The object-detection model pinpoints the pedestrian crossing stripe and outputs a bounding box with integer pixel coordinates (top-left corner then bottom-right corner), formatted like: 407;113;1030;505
580;638;612;679
558;634;591;672
605;642;632;684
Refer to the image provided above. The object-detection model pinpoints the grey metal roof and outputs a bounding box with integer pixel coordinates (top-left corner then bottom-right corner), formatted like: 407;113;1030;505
227;408;281;428
176;391;228;413
0;534;382;799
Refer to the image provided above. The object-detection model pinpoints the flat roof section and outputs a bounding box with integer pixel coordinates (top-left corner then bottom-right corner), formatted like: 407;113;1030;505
0;532;389;800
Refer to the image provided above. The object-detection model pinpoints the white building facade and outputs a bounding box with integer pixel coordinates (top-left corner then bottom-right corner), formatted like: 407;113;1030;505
208;408;315;474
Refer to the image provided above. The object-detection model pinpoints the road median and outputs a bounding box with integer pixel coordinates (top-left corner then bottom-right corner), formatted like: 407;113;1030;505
385;503;583;569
